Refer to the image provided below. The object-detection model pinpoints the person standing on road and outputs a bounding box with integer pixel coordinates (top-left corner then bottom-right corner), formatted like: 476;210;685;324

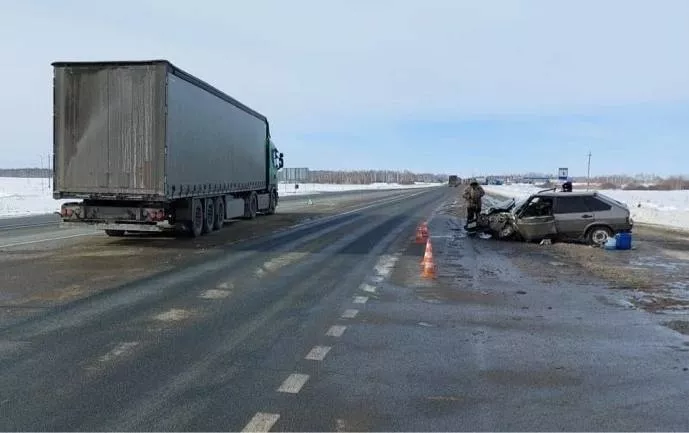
463;180;485;226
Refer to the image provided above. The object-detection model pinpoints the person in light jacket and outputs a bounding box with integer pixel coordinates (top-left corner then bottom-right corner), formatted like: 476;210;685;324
463;180;485;226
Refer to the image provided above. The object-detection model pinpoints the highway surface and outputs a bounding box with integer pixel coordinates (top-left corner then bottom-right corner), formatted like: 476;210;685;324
0;189;403;249
1;186;689;431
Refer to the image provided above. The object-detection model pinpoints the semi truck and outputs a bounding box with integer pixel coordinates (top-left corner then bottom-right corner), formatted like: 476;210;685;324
52;60;284;237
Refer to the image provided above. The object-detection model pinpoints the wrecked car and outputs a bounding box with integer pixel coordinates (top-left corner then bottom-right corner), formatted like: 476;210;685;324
477;189;633;246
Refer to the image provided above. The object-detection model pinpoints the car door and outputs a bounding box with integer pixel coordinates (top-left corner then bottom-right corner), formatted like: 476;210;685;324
553;196;594;239
514;196;557;241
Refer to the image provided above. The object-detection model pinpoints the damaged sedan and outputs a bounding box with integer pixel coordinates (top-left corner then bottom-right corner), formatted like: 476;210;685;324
477;189;634;246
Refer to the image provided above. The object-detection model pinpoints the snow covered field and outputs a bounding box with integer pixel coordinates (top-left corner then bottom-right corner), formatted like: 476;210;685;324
0;177;439;218
0;177;68;218
277;182;438;195
484;184;689;231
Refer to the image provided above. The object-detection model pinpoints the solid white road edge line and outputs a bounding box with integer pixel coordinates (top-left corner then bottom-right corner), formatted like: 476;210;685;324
0;232;97;249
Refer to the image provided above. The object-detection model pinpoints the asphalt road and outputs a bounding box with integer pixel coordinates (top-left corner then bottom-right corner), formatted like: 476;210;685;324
0;188;428;250
0;188;421;232
1;187;689;431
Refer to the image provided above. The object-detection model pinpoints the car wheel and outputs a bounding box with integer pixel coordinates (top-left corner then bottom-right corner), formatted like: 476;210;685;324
587;226;613;246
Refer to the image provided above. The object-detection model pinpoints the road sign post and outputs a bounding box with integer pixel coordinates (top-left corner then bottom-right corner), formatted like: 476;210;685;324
558;167;569;181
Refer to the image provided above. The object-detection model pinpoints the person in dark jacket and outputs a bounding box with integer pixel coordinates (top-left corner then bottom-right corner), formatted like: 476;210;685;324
463;180;485;226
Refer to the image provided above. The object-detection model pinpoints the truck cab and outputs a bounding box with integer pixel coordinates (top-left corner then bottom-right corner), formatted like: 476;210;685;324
269;139;284;188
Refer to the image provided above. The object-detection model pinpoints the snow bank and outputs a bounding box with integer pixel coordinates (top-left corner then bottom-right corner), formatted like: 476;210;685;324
483;183;689;231
0;177;69;218
0;177;440;218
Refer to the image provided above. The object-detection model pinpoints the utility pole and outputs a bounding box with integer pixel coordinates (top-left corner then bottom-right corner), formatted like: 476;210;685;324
586;151;592;191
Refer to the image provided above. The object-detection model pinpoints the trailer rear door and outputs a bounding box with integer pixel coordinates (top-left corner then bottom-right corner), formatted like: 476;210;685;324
53;63;167;198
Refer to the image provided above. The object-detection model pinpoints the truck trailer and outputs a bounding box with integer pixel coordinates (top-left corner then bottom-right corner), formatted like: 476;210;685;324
52;60;284;237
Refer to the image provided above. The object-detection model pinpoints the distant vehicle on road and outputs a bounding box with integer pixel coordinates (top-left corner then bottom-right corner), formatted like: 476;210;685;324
52;60;284;238
448;175;460;187
478;189;633;246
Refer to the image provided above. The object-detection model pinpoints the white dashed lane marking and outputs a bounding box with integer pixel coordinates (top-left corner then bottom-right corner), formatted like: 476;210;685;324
326;325;347;337
341;309;359;319
353;296;368;304
359;283;377;293
305;345;332;361
98;342;139;363
242;412;280;432
277;373;310;394
216;281;234;290
199;289;231;299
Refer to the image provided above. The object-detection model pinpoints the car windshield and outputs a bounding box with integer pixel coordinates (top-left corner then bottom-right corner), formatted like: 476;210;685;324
512;197;529;214
493;198;515;210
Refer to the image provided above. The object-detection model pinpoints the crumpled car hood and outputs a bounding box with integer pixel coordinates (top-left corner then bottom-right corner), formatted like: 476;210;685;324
478;211;517;239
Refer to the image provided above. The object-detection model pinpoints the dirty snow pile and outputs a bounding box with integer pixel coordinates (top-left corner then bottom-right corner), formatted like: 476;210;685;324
0;177;440;218
484;184;689;231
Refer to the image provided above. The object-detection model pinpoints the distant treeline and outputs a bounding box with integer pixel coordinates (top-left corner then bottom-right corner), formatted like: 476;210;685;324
305;170;446;185
2;168;448;184
0;168;52;178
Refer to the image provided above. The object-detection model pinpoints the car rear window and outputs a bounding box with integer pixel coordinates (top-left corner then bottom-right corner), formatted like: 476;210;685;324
582;196;612;211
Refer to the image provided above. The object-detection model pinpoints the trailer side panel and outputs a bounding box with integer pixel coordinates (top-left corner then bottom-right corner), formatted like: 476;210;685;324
164;71;269;199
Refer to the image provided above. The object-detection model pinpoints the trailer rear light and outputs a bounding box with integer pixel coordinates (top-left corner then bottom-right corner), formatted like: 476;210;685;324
144;208;166;222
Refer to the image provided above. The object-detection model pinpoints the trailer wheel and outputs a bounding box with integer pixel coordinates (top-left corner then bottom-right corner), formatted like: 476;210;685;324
203;198;215;233
105;229;125;237
187;199;204;237
244;192;258;219
266;190;277;215
214;197;225;230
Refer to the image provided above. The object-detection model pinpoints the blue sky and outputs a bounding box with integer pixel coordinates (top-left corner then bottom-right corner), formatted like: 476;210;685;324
1;0;688;177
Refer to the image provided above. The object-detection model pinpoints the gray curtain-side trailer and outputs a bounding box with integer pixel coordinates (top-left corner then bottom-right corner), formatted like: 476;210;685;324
52;60;284;237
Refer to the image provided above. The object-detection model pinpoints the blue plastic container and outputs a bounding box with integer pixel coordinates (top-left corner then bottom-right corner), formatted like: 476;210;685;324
615;232;632;250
